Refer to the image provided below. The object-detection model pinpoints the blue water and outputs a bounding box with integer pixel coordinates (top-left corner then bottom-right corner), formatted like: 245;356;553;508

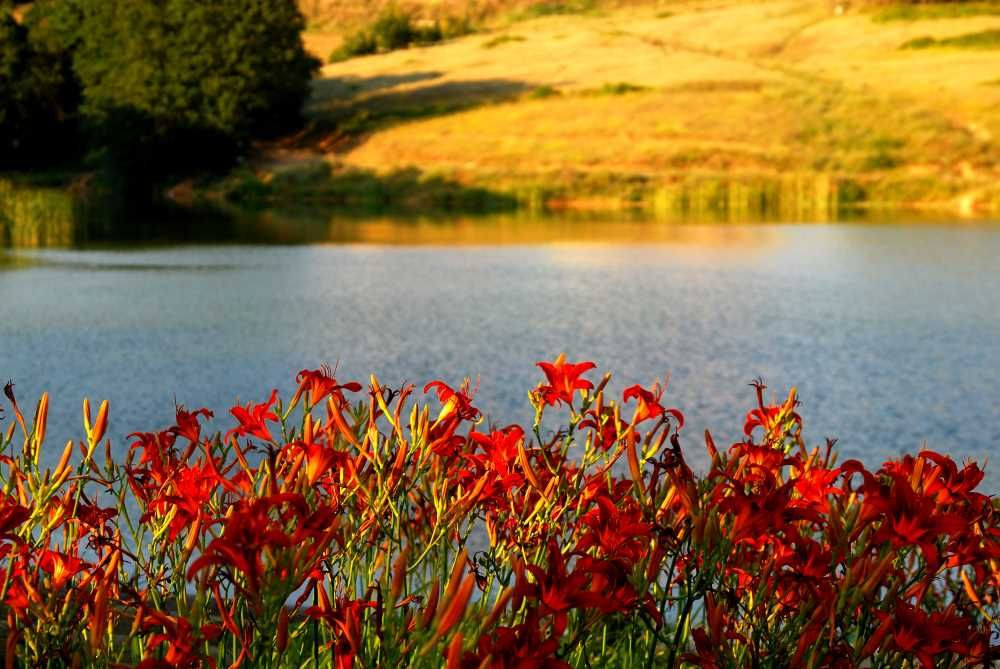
2;220;998;486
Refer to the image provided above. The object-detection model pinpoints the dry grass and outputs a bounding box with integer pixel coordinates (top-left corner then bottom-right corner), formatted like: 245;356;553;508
281;0;1000;213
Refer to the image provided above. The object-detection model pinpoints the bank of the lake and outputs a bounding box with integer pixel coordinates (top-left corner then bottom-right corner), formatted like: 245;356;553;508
246;0;1000;217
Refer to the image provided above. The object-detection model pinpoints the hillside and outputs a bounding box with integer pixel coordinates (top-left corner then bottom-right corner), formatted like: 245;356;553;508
250;0;1000;217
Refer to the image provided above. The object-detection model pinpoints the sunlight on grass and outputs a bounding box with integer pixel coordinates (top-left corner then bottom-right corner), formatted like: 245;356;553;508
901;29;1000;50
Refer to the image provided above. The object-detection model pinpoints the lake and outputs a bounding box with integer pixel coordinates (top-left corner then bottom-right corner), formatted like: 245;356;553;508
2;214;999;487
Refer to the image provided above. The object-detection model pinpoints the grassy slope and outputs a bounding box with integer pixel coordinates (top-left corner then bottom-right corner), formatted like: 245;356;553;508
276;1;1000;215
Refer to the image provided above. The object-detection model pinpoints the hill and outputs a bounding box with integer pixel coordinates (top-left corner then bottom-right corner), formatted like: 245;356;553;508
256;0;1000;217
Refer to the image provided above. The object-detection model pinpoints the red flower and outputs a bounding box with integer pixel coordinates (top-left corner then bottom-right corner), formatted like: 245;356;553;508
425;380;481;426
283;439;350;487
743;380;800;440
226;389;280;443
305;590;376;669
187;494;337;597
0;496;29;541
464;426;528;505
862;602;980;668
143;458;226;541
294;366;362;408
513;541;617;635
576;494;651;566
461;609;570;669
535;354;596;407
38;549;87;590
858;467;967;567
136;610;222;669
623;382;683;427
169;406;214;444
680;628;723;669
579;405;626;451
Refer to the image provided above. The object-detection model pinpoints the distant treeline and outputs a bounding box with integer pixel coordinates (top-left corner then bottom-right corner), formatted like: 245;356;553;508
0;0;319;203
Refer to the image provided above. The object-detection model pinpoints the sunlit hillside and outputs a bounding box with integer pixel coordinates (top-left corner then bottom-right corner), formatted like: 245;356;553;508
279;0;1000;214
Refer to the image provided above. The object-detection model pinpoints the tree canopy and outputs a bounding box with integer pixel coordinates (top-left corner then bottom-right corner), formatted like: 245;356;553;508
0;1;78;167
69;0;318;142
2;0;319;177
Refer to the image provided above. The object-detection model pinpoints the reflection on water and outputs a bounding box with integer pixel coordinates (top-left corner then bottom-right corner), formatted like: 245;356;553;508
2;217;999;491
1;175;974;250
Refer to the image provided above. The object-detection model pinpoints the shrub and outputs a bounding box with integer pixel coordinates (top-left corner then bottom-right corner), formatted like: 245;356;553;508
371;8;416;51
594;82;650;95
330;8;474;63
872;1;1000;21
901;35;938;48
911;28;1000;49
527;84;561;99
516;0;598;19
1;359;999;667
331;29;378;61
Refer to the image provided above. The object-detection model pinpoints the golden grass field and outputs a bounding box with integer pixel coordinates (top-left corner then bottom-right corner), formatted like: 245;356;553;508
272;0;1000;215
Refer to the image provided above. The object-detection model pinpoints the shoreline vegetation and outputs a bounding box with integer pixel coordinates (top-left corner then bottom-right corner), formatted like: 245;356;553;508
3;0;1000;237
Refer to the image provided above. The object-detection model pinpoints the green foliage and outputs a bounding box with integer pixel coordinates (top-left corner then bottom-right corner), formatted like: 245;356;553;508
3;0;319;193
222;163;519;213
527;85;561;99
440;15;474;39
0;1;80;168
872;2;1000;22
69;0;319;142
371;8;417;51
513;0;599;20
900;35;937;48
333;30;378;61
901;28;1000;49
590;82;650;95
330;8;473;63
863;136;904;171
18;0;316;202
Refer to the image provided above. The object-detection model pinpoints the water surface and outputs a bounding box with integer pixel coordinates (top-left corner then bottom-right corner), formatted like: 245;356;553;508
2;217;998;486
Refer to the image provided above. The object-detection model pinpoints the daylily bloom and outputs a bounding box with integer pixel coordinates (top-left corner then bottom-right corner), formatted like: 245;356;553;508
226;389;280;443
513;541;617;635
425;380;481;426
534;354;596;406
0;495;29;541
862;602;980;668
137;610;222;669
293;366;362;408
305;590;376;669
623;382;684;427
461;609;571;669
169;406;214;444
38;549;87;590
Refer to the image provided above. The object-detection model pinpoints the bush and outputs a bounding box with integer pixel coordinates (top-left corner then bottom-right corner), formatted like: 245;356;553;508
332;29;378;61
330;8;473;63
1;360;999;667
901;28;1000;49
872;1;1000;21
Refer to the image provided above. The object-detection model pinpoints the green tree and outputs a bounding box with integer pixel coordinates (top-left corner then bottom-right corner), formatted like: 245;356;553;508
0;0;79;167
64;0;319;178
71;0;319;139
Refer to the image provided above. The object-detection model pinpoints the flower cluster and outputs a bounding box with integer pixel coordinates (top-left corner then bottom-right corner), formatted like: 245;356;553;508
0;362;997;668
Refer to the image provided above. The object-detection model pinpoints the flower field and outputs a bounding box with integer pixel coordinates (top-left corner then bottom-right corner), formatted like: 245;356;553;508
1;357;998;668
